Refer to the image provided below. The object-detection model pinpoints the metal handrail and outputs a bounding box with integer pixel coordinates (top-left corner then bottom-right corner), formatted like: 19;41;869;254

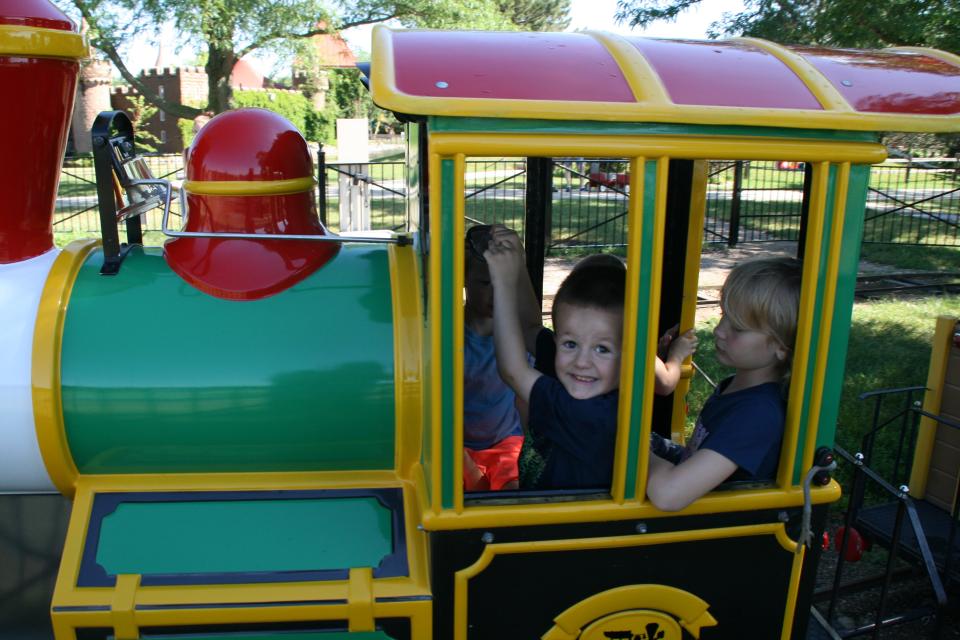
163;187;411;246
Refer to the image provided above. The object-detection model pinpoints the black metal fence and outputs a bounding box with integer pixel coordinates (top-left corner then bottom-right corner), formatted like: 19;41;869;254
53;154;960;250
55;155;185;235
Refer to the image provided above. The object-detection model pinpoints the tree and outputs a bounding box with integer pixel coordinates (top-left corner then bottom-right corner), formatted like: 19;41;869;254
497;0;572;31
58;0;515;118
614;0;960;51
125;95;162;152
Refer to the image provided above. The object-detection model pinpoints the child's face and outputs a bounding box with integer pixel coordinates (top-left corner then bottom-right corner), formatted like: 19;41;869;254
713;312;786;376
464;260;494;319
553;303;622;400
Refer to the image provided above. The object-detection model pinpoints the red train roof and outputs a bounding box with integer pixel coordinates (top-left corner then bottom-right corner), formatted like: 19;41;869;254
369;27;960;132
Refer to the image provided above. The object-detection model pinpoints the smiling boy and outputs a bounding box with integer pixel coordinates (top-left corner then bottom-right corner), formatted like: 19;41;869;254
484;228;625;489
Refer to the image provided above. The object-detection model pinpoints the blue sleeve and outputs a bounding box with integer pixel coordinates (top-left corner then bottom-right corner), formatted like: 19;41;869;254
701;393;784;479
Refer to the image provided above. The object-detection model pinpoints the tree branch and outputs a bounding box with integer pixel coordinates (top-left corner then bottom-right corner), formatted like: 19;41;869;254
72;1;203;120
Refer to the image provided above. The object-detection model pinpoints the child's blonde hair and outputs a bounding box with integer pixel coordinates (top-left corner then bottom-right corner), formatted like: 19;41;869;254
720;257;802;376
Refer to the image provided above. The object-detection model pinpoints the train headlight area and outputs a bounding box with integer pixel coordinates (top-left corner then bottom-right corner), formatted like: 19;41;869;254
2;4;960;639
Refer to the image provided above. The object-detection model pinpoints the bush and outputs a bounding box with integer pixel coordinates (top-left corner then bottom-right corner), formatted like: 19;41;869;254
178;118;196;149
233;90;326;142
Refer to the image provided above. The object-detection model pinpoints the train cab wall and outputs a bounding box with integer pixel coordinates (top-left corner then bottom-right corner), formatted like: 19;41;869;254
428;504;830;639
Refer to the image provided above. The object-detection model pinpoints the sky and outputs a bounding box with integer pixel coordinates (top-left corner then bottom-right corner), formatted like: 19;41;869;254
122;0;746;77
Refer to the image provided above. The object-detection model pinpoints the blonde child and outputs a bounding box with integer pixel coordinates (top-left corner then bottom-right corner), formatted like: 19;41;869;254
647;257;802;511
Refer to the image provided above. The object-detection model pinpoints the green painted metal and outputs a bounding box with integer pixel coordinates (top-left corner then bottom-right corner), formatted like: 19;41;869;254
623;160;660;500
792;165;838;483
429;117;877;142
96;497;392;576
815;164;870;453
406;121;422;233
440;158;457;510
61;244;396;474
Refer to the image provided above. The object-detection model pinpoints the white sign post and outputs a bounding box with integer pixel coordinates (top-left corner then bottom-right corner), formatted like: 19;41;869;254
336;119;371;232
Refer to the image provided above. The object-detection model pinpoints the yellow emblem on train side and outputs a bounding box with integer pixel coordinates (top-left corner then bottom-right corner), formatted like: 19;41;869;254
581;609;681;639
542;584;717;640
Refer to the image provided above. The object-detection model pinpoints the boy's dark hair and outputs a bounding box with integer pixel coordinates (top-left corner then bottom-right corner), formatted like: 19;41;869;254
552;257;626;322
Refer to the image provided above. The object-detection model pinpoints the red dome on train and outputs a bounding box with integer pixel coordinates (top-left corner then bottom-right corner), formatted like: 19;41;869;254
164;108;339;300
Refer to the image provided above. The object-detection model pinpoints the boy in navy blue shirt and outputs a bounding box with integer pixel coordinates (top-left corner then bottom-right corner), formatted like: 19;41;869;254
485;229;626;489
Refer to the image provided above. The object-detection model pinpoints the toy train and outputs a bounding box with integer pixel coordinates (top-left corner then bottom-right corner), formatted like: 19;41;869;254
3;1;960;638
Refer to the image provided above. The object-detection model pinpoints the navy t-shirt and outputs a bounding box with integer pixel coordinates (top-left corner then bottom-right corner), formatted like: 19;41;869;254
529;375;618;490
681;377;785;481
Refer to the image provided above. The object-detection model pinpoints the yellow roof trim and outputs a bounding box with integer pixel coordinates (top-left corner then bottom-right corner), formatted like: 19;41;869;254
732;37;853;112
887;45;960;68
585;30;671;106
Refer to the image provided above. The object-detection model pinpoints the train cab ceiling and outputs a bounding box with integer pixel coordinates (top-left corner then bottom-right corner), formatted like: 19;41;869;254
367;26;960;133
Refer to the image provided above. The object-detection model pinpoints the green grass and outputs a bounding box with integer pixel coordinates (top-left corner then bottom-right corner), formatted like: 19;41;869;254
859;243;960;271
55;178;97;198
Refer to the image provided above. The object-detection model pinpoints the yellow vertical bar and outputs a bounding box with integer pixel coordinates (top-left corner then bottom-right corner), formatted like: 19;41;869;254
777;161;829;488
909;316;957;497
453;153;466;514
612;156;646;504
388;243;424;479
347;567;375;632
779;546;806;640
671;159;709;443
801;162;849;474
633;157;670;504
111;574;141;640
428;151;443;515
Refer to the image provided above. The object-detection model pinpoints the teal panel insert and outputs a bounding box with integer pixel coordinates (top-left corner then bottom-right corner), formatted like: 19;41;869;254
80;489;406;587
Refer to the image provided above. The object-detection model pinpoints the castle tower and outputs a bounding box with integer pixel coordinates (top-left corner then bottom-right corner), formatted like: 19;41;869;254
70;55;112;153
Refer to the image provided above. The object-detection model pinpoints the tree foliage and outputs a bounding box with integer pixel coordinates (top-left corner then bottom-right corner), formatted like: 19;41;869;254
125;94;162;152
497;0;571;31
614;0;960;51
57;0;516;118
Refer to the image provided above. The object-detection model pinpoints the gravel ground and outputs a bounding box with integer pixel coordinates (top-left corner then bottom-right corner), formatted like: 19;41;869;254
811;513;959;639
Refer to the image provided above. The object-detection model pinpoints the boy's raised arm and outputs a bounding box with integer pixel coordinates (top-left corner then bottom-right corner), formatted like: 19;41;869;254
484;229;542;404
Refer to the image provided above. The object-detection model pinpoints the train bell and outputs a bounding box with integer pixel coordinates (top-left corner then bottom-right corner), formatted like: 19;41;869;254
164;108;339;300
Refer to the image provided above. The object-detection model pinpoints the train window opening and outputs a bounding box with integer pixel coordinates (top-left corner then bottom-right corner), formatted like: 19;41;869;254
460;155;632;500
647;155;813;510
454;152;819;509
